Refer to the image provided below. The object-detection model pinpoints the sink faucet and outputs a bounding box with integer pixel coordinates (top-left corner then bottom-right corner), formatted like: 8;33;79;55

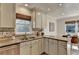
24;33;28;40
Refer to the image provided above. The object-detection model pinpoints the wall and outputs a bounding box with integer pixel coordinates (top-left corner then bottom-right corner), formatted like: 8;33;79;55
56;18;65;36
44;15;57;36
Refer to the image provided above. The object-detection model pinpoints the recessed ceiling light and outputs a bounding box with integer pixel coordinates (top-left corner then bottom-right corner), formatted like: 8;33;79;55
37;12;41;15
48;8;51;11
25;4;28;6
58;3;63;6
62;13;64;15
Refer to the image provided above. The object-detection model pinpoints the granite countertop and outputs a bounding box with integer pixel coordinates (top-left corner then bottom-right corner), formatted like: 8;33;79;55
0;39;26;48
0;36;68;48
43;35;68;42
0;36;43;48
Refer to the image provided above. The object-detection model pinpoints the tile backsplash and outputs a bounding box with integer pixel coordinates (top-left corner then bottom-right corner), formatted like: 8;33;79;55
0;28;14;37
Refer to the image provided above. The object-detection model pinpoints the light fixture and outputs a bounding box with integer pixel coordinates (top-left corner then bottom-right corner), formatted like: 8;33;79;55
24;4;28;7
58;3;63;6
37;12;41;15
62;13;64;15
48;8;51;11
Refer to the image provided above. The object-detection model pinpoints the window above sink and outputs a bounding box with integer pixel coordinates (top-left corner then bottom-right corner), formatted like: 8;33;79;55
15;19;32;34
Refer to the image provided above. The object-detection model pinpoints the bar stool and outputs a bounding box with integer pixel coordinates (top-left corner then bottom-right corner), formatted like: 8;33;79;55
71;35;79;54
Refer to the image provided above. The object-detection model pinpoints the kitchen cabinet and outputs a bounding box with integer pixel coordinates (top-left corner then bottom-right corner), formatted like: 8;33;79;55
0;44;20;55
0;3;16;28
32;9;36;28
41;13;47;29
32;9;47;29
41;38;45;53
58;41;67;55
32;9;42;29
49;39;58;55
44;38;49;54
20;42;31;55
35;11;42;29
38;39;42;54
31;40;39;55
20;39;40;55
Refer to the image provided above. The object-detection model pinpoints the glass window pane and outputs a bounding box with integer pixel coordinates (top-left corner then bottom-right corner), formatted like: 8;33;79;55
15;19;32;34
66;24;75;33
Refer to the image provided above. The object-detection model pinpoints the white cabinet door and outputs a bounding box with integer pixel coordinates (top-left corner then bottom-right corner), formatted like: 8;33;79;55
41;13;47;29
36;11;42;28
0;3;15;28
44;38;49;54
41;38;45;53
58;41;67;55
38;39;42;54
20;42;31;55
31;9;36;28
49;39;57;55
0;44;20;55
31;40;39;55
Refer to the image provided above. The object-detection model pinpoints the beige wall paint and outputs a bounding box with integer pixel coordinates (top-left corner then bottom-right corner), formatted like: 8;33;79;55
16;6;32;16
57;19;65;36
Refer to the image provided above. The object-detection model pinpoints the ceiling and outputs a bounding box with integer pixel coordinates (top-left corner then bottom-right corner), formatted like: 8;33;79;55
16;3;79;19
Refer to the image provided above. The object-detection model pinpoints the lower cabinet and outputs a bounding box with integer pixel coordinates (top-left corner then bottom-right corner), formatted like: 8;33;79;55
44;38;49;54
0;44;20;55
38;39;42;54
58;41;67;55
48;39;58;55
31;40;39;55
20;42;31;55
20;39;40;55
41;38;45;53
20;38;67;55
45;39;67;55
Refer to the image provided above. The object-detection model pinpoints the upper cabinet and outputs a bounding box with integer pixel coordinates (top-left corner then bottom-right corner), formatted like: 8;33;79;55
41;13;47;29
0;3;16;28
35;11;42;29
32;9;36;28
32;8;47;29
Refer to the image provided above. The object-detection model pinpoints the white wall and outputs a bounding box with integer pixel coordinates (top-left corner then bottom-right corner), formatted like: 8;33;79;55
44;15;57;36
56;19;65;36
